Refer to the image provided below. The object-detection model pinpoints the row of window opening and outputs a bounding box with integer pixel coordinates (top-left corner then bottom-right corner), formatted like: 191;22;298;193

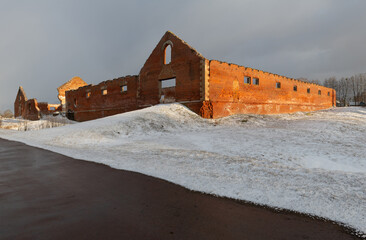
85;85;128;98
277;83;330;96
244;77;259;85
244;76;330;96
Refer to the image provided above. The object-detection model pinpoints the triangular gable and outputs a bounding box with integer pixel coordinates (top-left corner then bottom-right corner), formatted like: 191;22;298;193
139;31;205;75
15;86;28;103
57;76;87;91
57;76;88;104
14;86;28;118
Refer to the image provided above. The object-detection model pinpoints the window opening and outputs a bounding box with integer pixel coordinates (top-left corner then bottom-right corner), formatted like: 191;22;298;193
86;91;91;98
164;45;172;64
160;78;176;104
244;76;251;84
307;88;311;94
318;90;321;95
253;78;259;85
74;98;77;107
160;95;165;102
293;85;297;91
50;107;56;111
328;92;330;96
102;89;107;95
276;82;281;88
161;78;176;88
121;85;128;93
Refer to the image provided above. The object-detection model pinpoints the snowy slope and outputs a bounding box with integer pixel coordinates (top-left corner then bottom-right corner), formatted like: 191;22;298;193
1;104;365;235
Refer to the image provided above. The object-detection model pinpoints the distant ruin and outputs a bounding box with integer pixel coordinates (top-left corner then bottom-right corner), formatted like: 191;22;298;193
14;77;86;120
15;31;336;121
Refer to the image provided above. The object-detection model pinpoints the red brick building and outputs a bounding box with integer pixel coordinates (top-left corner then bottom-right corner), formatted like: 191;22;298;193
14;86;62;120
65;31;335;122
14;77;87;120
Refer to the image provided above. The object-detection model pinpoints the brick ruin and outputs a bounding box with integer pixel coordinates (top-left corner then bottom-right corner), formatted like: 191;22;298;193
57;76;88;110
65;31;335;122
14;77;87;120
15;31;336;121
14;87;43;120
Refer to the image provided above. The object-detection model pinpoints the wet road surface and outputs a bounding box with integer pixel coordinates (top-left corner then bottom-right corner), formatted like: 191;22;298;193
0;138;361;239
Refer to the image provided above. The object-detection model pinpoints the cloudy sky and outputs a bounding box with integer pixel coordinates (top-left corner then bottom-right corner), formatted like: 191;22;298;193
1;0;366;111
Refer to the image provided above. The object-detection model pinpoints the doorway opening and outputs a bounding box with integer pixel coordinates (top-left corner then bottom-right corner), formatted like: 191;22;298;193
160;78;176;103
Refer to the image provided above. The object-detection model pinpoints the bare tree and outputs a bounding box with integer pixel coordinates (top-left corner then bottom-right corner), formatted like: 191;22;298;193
298;77;322;85
323;76;337;90
338;78;349;106
350;74;366;105
2;109;14;118
359;73;366;103
322;73;366;106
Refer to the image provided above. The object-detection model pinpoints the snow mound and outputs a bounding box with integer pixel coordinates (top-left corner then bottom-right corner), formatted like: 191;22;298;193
12;104;209;146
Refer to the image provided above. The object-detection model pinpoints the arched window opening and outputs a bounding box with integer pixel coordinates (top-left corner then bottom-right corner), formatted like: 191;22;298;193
164;45;172;64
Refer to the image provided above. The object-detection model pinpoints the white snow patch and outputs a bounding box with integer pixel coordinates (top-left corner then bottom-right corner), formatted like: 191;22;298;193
0;116;74;131
0;104;365;234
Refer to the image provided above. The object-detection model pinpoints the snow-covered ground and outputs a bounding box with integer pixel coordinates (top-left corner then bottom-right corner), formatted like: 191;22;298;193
0;115;74;130
0;104;365;235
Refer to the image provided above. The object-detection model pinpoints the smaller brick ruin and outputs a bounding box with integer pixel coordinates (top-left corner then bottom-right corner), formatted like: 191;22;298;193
14;87;61;120
14;77;87;120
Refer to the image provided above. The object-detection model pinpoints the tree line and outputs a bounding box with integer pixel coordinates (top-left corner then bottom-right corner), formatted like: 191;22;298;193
323;74;366;106
0;109;14;118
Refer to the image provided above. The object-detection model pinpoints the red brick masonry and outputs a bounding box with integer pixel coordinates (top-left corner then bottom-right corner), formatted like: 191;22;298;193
66;31;335;121
15;31;335;121
14;77;86;120
14;87;61;120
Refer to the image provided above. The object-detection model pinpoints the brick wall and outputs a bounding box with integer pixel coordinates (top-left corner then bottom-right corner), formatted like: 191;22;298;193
57;77;88;107
207;60;335;118
67;31;206;122
14;87;61;120
66;76;138;121
23;99;41;120
138;31;204;113
63;31;336;122
38;102;61;116
14;87;27;118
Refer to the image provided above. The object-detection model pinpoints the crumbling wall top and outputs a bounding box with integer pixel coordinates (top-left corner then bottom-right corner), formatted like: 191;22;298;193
57;76;88;105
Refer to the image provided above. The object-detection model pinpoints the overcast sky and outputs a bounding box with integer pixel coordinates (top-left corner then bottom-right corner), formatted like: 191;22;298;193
1;0;366;111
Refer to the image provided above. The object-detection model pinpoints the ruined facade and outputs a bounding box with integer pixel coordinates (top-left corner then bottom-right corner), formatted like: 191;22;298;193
14;77;87;120
57;77;88;110
14;87;60;120
66;31;335;122
66;76;138;121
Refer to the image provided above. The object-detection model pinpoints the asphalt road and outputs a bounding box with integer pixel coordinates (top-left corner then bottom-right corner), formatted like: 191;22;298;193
0;138;361;240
